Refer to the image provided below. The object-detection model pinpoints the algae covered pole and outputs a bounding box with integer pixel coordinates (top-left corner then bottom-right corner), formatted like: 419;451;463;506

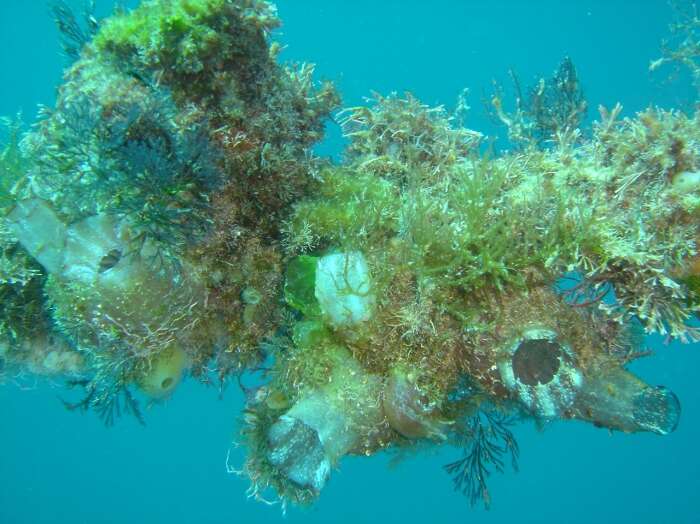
0;0;697;512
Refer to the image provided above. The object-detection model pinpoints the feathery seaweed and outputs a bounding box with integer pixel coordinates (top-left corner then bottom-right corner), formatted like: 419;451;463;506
444;408;520;509
50;0;99;61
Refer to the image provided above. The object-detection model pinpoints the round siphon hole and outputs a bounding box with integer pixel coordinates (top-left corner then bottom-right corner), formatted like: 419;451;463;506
512;338;562;386
161;377;174;389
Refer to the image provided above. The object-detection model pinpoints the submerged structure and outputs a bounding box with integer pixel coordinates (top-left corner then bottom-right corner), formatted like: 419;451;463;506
1;0;698;510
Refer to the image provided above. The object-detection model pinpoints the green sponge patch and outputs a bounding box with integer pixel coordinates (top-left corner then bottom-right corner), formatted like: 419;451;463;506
284;255;320;317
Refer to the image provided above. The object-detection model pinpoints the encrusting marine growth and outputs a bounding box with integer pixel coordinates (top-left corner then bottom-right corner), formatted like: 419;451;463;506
0;0;698;510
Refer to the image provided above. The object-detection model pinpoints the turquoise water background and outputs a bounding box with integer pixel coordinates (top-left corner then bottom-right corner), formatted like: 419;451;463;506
1;1;699;522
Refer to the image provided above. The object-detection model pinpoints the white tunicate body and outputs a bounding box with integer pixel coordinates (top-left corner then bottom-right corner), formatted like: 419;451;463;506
672;170;700;193
62;213;125;285
6;199;67;273
314;251;375;327
265;350;383;493
7;198;158;291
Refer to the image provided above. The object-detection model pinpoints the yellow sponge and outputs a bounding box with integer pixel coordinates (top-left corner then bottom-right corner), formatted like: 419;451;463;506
138;346;189;400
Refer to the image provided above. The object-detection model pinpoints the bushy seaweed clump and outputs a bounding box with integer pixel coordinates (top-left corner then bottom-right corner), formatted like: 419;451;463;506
247;50;700;503
489;56;588;148
241;94;529;505
572;106;700;338
1;0;338;422
482;52;700;340
26;81;221;259
650;0;700;95
2;0;699;511
0;120;83;380
50;0;99;62
80;0;338;374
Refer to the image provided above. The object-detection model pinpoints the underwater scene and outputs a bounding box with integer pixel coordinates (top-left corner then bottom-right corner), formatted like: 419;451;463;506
2;1;700;523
